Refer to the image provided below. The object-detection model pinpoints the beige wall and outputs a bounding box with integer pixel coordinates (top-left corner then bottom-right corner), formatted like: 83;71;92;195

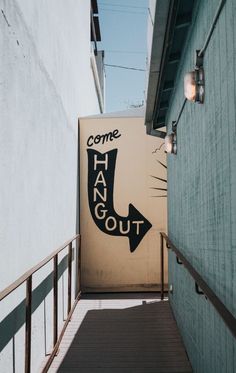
79;114;167;292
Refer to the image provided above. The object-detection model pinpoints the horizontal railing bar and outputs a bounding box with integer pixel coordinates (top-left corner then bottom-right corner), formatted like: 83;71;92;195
161;232;236;339
0;234;80;302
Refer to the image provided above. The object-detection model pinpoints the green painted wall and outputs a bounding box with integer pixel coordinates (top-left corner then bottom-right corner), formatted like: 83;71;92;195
167;0;236;372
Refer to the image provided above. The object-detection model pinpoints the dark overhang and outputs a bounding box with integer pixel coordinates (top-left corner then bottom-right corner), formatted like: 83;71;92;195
91;16;101;42
145;0;195;138
91;0;99;15
91;0;101;43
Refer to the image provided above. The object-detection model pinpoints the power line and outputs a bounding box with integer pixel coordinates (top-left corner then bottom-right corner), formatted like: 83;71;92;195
104;64;146;72
106;50;146;55
100;8;147;15
99;2;147;10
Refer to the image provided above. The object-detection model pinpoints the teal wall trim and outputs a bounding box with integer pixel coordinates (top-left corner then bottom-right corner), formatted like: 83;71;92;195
167;0;236;372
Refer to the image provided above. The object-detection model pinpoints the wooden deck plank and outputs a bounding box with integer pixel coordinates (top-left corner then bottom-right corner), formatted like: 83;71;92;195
48;295;192;373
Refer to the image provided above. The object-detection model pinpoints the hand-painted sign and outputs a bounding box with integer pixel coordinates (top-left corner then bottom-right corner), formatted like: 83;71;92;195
87;148;152;252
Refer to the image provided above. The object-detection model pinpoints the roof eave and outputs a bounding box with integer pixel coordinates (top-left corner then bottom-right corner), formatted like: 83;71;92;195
145;0;171;137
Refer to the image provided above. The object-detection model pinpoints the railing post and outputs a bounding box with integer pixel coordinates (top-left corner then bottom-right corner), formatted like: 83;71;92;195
160;233;164;300
77;235;81;293
53;255;58;346
25;276;32;373
67;243;72;315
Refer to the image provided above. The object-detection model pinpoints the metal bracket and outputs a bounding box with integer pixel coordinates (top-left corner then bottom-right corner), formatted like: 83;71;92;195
171;120;177;132
195;282;204;295
195;49;203;69
176;257;183;265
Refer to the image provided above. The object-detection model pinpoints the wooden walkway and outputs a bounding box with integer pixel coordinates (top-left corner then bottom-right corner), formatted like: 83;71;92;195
48;294;192;373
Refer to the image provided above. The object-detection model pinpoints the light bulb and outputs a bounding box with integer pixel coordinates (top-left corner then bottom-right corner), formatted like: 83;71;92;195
164;133;177;154
184;71;197;101
184;68;204;103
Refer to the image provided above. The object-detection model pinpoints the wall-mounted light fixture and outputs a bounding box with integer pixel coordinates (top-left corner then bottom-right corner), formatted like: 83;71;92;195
164;121;177;154
184;50;204;104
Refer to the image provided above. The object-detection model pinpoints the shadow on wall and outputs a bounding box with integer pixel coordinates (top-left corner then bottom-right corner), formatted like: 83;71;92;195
0;254;72;356
57;301;192;373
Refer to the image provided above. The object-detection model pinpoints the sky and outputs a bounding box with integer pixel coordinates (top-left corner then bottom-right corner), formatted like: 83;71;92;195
97;0;149;113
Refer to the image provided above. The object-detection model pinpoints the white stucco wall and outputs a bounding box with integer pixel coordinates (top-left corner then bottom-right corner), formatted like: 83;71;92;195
0;0;101;371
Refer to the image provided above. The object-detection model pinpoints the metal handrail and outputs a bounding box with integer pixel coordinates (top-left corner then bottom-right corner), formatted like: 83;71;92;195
160;232;236;339
0;234;80;301
0;234;81;373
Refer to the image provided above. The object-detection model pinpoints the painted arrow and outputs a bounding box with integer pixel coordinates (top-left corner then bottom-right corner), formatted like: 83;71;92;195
87;148;152;252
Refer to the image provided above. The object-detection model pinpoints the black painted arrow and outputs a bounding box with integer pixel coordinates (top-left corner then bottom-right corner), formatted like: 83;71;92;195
87;148;152;252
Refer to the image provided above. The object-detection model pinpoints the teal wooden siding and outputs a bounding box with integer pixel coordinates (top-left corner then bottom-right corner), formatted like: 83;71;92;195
167;0;236;372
